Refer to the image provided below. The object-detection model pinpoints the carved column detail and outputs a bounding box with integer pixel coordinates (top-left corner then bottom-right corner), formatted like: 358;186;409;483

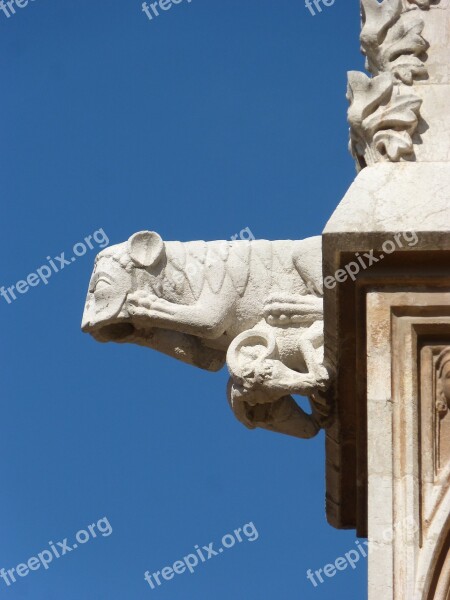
365;292;450;600
348;0;446;170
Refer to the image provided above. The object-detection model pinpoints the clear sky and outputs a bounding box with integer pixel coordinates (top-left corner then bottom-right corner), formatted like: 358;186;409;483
1;1;368;598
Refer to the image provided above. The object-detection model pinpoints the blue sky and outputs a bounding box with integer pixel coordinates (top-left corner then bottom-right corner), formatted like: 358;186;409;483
0;1;367;598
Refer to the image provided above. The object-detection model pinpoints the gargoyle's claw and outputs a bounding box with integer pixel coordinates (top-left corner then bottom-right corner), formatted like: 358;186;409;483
127;292;177;317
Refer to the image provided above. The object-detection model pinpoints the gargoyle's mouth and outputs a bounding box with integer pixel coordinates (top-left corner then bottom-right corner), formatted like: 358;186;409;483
91;322;136;342
83;321;226;372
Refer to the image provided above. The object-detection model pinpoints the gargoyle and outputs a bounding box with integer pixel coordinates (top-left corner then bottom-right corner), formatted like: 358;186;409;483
81;231;332;439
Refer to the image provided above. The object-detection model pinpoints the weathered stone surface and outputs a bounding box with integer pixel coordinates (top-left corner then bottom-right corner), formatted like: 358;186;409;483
324;162;450;234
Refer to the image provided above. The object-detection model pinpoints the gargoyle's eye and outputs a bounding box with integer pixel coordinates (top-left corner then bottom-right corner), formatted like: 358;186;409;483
92;278;111;293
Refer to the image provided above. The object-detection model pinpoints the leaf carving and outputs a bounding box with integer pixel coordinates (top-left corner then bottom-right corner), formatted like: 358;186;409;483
373;130;413;161
360;0;403;50
347;0;436;168
390;55;427;85
360;0;430;84
347;71;422;168
363;92;422;135
347;71;393;128
382;12;428;62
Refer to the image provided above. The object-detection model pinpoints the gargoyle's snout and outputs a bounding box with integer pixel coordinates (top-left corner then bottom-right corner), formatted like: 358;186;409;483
81;230;165;336
93;322;136;342
81;292;134;341
81;297;93;332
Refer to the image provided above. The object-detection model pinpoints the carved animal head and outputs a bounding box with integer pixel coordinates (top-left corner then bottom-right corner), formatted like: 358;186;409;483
81;231;226;371
82;231;164;339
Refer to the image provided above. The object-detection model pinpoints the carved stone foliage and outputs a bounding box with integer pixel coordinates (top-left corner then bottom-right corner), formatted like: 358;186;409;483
348;0;437;169
347;71;422;167
361;0;430;84
82;231;332;439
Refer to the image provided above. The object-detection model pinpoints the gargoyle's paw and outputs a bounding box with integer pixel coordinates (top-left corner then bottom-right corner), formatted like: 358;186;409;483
127;292;177;314
127;291;158;309
266;314;290;327
290;373;321;393
263;360;316;390
127;290;150;301
150;299;176;316
135;299;154;310
316;365;329;380
130;307;177;322
127;300;151;312
310;367;330;390
128;305;151;318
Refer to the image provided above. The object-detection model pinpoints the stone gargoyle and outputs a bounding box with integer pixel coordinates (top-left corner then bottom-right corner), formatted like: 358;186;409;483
81;231;332;439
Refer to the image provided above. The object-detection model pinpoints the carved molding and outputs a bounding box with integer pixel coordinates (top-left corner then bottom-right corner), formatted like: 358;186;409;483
349;0;438;169
365;291;450;600
436;347;450;417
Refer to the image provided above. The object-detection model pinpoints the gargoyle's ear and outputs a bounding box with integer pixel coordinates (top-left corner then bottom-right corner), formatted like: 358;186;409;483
128;231;165;268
